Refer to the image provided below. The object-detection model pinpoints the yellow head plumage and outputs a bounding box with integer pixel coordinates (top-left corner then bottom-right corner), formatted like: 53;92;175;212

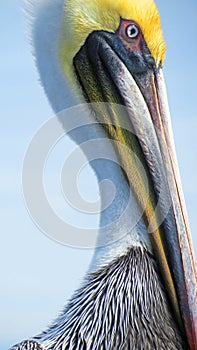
60;0;166;83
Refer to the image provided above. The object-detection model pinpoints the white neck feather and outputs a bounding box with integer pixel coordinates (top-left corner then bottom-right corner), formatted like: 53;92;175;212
28;0;152;272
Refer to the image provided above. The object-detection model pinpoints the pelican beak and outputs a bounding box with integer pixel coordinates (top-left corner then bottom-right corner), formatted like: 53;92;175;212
73;30;197;349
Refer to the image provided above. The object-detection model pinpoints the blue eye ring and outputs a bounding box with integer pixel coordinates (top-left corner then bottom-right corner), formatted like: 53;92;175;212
126;24;139;38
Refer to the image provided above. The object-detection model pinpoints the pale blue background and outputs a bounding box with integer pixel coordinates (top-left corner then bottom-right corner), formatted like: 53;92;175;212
1;0;197;349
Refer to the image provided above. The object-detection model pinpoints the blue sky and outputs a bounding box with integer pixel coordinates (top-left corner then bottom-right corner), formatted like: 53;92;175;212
1;0;197;349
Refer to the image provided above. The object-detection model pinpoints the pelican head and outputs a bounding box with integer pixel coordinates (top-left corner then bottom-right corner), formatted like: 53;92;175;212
12;0;197;349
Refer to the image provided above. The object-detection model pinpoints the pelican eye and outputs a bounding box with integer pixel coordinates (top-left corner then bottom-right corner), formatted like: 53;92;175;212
126;24;139;38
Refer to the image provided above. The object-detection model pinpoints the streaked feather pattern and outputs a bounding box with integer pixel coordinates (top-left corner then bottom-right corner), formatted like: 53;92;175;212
23;247;186;349
10;340;44;350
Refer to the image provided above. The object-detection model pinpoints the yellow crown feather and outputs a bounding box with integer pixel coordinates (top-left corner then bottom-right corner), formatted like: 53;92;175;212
60;0;166;83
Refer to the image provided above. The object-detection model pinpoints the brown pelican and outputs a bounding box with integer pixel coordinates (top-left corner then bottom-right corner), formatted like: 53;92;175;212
11;0;197;349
